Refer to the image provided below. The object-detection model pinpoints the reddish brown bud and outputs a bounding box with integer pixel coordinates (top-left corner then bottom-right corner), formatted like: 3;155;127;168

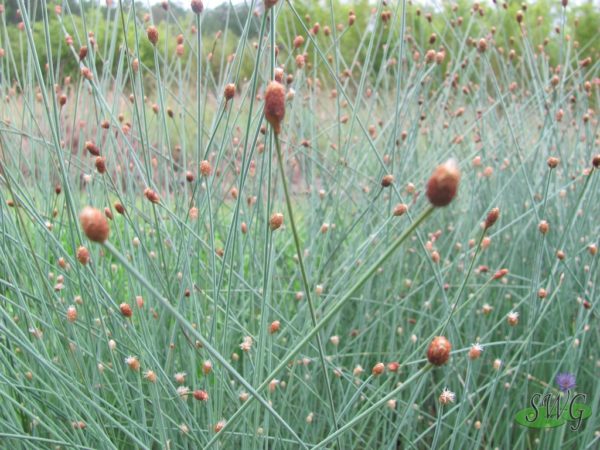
79;46;88;61
547;157;559;168
269;320;280;334
427;336;451;366
270;213;284;230
193;389;209;401
120;303;133;317
224;83;235;101
144;188;160;204
381;174;394;187
76;246;90;265
426;160;461;207
191;0;204;14
147;26;159;46
484;207;500;229
264;81;286;134
95;156;106;174
85;140;100;156
372;362;385;376
592;155;600;168
114;202;125;215
200;160;212;176
79;207;110;243
393;203;408;216
264;0;278;9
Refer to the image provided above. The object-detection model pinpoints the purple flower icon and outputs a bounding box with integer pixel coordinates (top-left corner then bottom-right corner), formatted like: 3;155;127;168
555;372;576;392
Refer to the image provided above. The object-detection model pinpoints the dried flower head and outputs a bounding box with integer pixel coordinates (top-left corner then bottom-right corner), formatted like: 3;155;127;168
66;305;78;323
224;83;236;101
427;336;452;366
79;207;110;242
439;388;456;405
264;81;286;134
191;0;204;14
270;212;284;231
147;26;159;46
200;160;212;176
125;356;140;371
538;220;549;234
381;174;394;187
76;246;90;265
372;362;385;376
120;303;133;318
484;207;500;229
468;343;483;360
193;389;209;401
426;160;461;207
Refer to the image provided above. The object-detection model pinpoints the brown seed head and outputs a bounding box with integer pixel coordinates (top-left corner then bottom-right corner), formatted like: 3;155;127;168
120;303;133;317
264;0;278;9
484;207;500;229
269;320;281;334
264;81;286;134
193;389;209;401
381;174;394;187
372;362;385;376
79;46;88;61
200;160;212;176
592;155;600;168
547;157;559;168
147;26;159;46
538;220;549;234
427;336;451;366
95;156;106;174
393;203;408;216
114;202;125;215
79;207;110;242
191;0;204;14
270;212;284;231
76;246;90;265
144;188;160;204
293;35;304;49
224;83;235;101
85;140;100;156
426;160;461;207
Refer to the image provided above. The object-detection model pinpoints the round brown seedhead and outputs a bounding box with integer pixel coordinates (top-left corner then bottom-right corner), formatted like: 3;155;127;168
85;140;100;156
193;389;209;401
200;160;212;176
147;26;159;46
191;0;204;14
264;0;278;9
114;202;125;215
95;156;106;174
264;81;286;134
538;220;549;234
58;94;67;106
76;246;90;265
592;155;600;169
104;207;113;220
224;83;235;101
516;10;524;24
381;174;394;188
79;46;88;61
120;303;133;318
427;336;451;366
293;35;304;49
477;38;487;53
426;160;461;207
269;320;280;334
372;362;385;376
562;0;568;7
270;213;284;231
79;207;110;243
144;188;160;204
484;207;500;229
547;157;559;168
393;203;408;216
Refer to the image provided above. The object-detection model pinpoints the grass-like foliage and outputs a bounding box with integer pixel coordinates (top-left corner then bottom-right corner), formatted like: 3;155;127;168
0;0;599;448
